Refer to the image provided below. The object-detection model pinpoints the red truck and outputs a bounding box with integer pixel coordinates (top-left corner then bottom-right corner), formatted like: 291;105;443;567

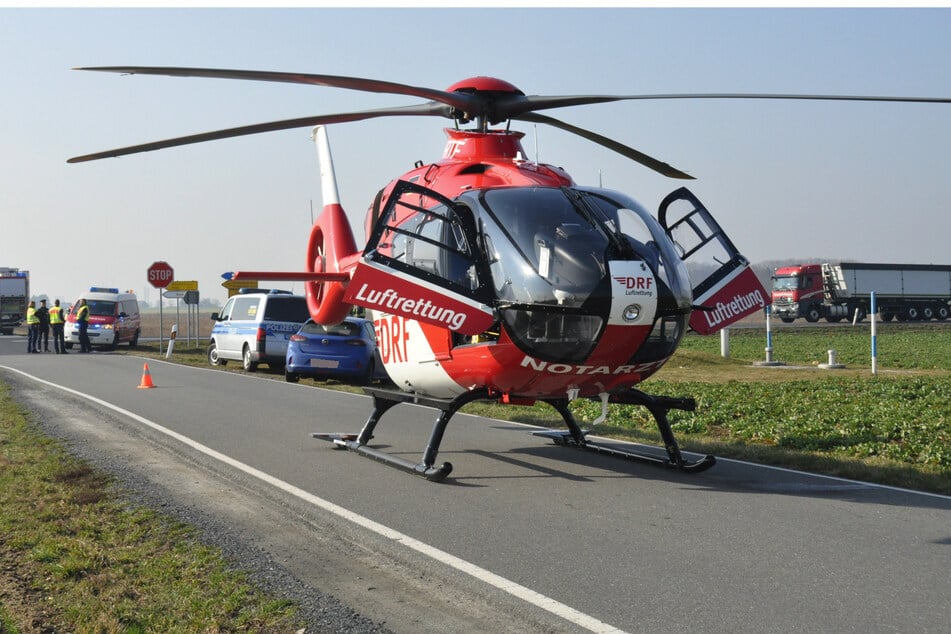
771;262;951;323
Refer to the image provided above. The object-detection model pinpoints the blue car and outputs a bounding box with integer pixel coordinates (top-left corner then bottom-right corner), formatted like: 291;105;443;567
284;317;381;384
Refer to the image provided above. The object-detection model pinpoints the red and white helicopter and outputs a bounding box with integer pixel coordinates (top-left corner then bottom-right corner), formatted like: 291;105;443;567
70;67;949;481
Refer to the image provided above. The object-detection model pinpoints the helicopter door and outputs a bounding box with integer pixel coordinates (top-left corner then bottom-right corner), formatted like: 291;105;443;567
345;180;496;336
658;187;768;335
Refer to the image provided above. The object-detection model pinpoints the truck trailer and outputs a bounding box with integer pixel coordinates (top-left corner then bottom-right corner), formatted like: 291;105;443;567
1;267;30;335
771;262;951;323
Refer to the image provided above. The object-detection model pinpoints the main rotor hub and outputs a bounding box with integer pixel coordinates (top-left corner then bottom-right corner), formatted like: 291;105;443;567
445;77;526;128
445;76;524;96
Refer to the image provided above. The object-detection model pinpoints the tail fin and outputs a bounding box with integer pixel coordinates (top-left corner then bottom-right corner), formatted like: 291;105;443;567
305;126;359;324
232;126;359;325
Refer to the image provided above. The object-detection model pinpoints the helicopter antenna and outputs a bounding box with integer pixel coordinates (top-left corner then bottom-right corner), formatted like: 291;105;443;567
534;124;539;164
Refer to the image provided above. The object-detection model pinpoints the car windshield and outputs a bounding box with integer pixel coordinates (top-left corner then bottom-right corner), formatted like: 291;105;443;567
772;276;801;291
86;300;116;317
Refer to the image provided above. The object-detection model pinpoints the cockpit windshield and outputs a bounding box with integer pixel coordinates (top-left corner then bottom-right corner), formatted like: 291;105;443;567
471;186;691;312
457;186;693;362
477;187;609;307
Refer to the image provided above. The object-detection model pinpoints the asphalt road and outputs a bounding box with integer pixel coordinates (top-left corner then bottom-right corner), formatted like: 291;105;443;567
2;336;949;633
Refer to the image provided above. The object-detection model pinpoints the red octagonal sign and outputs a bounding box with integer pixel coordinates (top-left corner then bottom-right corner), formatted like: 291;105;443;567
147;261;174;289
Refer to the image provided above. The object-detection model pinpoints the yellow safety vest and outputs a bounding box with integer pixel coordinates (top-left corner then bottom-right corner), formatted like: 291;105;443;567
49;306;64;324
76;305;89;322
26;307;39;325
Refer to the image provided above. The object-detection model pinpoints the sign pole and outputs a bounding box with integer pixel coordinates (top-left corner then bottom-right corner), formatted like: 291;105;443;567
147;261;175;353
159;298;164;354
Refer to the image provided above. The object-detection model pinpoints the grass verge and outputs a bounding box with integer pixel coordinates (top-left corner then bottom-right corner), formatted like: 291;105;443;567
0;383;303;633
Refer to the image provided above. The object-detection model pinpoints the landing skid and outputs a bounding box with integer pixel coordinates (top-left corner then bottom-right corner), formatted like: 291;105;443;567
534;390;716;473
312;386;715;481
312;387;490;482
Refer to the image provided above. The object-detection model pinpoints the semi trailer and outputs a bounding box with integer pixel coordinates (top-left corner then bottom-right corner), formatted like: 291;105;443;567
771;262;951;323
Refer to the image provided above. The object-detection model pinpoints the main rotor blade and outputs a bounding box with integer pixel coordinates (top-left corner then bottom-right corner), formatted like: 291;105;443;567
503;92;951;119
71;67;951;168
514;112;694;180
67;102;450;163
74;66;478;113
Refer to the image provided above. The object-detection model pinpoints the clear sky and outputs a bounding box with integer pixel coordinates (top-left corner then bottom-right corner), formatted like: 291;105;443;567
2;6;950;306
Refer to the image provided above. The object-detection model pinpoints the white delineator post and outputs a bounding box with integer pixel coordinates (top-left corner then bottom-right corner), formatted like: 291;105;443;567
871;291;878;376
165;324;177;359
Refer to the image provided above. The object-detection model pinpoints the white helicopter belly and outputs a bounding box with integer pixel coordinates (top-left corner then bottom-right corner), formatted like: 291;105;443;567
369;310;467;399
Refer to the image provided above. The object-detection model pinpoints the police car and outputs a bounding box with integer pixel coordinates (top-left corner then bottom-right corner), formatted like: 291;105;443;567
207;290;310;371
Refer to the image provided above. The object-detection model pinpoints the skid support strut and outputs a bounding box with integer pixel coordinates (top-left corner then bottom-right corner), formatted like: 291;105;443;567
533;388;716;472
313;387;490;482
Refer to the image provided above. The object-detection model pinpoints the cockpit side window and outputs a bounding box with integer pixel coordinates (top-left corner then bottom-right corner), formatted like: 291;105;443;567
366;180;485;298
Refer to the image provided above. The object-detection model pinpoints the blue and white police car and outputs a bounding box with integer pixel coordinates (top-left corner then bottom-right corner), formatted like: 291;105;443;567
207;290;310;372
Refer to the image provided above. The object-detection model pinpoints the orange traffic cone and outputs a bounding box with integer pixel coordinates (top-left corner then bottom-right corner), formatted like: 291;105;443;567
137;363;156;389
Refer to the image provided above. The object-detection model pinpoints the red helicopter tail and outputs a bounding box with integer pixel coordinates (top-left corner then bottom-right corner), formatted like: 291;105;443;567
233;126;360;325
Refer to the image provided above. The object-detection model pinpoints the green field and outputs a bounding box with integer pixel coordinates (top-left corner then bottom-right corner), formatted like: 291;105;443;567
680;322;951;371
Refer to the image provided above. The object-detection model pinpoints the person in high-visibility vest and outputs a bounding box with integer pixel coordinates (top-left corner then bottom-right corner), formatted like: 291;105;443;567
26;300;39;353
48;299;67;354
75;298;92;353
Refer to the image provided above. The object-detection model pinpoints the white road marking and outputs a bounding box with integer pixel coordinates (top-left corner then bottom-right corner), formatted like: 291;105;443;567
1;366;628;634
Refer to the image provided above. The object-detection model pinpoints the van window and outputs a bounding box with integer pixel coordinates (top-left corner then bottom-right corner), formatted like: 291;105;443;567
264;297;309;322
218;298;235;321
232;297;261;320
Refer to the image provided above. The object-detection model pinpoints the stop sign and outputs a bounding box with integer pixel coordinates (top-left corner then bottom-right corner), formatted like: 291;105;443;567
147;261;174;288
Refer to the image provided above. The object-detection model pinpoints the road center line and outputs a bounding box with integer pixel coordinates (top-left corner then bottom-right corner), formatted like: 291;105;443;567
2;366;627;634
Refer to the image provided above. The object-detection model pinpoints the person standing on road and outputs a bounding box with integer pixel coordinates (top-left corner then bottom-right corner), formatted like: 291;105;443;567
49;299;67;354
36;298;51;352
26;300;39;353
76;298;92;353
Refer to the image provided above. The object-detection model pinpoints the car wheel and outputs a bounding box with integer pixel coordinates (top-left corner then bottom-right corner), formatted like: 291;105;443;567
285;369;299;383
208;341;226;367
242;345;258;372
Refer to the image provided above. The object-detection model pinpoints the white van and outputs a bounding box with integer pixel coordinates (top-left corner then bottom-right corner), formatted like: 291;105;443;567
65;287;141;349
207;290;310;371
